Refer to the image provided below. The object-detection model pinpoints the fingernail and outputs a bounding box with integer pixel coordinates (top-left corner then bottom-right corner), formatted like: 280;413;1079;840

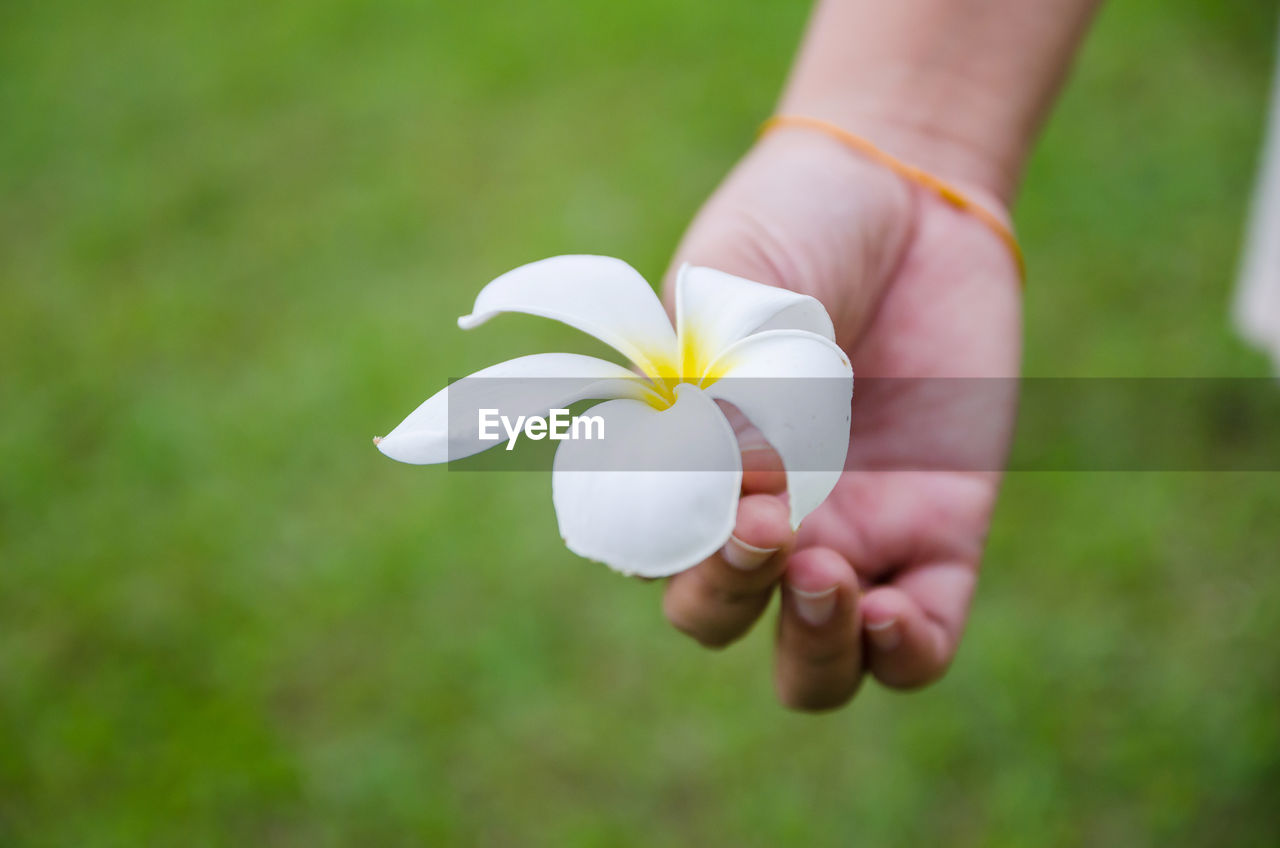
721;535;780;571
866;617;900;651
791;586;837;627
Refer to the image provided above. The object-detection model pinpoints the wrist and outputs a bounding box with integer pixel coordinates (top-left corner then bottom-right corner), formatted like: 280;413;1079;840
778;77;1026;209
757;114;1027;287
776;0;1101;207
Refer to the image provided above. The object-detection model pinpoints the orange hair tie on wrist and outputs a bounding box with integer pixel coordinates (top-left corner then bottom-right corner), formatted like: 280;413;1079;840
760;114;1026;287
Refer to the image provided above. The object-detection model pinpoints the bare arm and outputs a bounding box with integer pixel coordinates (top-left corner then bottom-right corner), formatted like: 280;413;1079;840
659;0;1102;710
781;0;1104;201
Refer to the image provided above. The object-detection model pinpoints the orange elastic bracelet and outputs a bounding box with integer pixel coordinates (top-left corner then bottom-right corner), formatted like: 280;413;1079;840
760;114;1026;286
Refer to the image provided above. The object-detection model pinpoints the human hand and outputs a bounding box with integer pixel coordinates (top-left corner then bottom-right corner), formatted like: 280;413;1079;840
659;126;1022;711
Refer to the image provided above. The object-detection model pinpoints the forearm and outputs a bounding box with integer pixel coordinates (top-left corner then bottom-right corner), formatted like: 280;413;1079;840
779;0;1103;203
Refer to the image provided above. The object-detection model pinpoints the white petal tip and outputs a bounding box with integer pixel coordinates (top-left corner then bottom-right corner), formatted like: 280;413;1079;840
372;436;383;446
456;313;482;330
563;537;714;579
599;557;703;579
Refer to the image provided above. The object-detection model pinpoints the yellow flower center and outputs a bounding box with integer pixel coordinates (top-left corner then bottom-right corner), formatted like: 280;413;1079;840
635;328;731;410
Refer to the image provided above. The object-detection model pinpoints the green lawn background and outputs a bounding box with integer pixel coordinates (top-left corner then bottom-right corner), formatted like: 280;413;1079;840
2;0;1278;844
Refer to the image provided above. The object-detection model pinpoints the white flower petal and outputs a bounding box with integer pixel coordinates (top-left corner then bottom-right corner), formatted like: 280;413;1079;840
676;265;835;376
376;353;653;464
458;255;678;377
552;384;742;577
704;330;852;529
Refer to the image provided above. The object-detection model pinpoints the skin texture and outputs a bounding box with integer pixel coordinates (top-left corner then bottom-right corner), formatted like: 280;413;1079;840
654;0;1101;712
781;0;1105;202
660;129;1022;711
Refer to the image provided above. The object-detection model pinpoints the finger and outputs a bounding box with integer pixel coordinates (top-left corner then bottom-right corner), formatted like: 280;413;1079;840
725;408;786;494
740;443;786;494
775;547;864;712
663;494;792;648
860;561;976;689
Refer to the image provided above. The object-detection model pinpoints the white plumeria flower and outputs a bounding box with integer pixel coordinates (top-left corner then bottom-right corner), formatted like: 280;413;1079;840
375;255;852;577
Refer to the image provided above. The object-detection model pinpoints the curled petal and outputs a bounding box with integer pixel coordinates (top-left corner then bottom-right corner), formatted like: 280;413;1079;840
375;353;652;464
458;255;678;377
704;330;852;529
552;384;742;577
676;265;835;377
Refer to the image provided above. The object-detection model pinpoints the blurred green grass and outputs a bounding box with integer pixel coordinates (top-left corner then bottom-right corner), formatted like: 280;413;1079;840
2;0;1279;844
